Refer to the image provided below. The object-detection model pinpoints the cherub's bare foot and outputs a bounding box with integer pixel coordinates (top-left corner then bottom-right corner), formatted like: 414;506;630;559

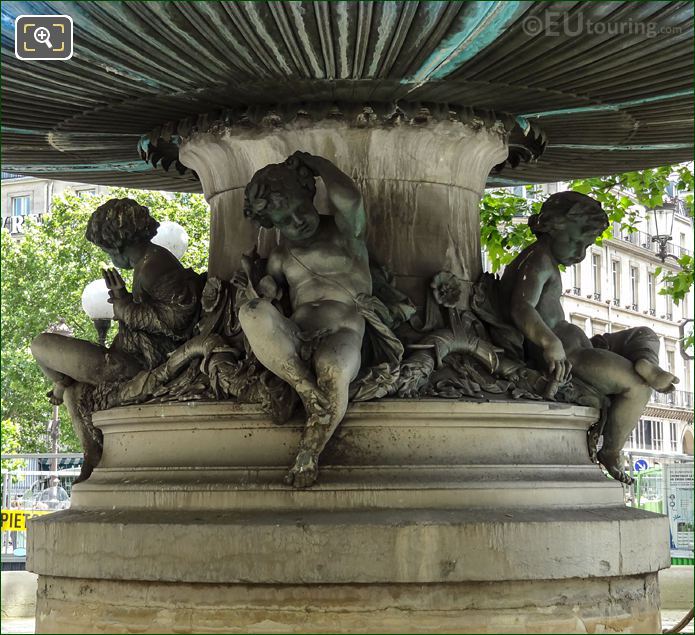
284;450;319;488
634;359;678;393
73;443;103;485
47;386;64;406
597;449;634;485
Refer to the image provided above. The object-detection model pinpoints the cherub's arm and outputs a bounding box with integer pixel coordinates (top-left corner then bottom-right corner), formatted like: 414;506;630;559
509;248;569;382
261;250;286;300
291;151;366;240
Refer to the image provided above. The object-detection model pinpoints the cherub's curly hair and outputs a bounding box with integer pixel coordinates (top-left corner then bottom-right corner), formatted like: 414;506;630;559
85;198;159;250
528;191;608;238
243;156;317;228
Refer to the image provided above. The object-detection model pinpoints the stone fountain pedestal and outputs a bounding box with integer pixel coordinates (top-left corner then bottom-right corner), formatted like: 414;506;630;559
28;400;669;633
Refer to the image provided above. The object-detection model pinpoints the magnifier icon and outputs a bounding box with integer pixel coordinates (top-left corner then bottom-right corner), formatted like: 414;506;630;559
34;26;52;49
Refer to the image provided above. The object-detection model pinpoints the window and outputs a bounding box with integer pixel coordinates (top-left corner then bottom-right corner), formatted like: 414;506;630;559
572;264;581;294
680;232;687;248
76;188;96;198
652;419;663;451
592;254;601;299
647;273;656;314
10;195;30;216
630;266;639;309
611;261;621;302
684;365;691;393
670;422;679;453
667;350;675;374
612;222;622;239
632;419;663;451
666;295;673;320
570;315;587;333
592;320;607;337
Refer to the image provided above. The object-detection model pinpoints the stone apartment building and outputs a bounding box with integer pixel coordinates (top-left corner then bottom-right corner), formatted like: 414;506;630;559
1;172;109;236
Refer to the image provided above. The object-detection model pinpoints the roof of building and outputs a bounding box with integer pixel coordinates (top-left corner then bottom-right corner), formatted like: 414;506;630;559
1;1;693;191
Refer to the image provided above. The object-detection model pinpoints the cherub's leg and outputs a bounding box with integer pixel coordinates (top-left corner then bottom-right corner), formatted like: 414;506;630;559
32;334;142;483
63;384;103;484
570;348;652;483
238;299;327;411
601;327;678;392
31;333;141;403
286;328;362;488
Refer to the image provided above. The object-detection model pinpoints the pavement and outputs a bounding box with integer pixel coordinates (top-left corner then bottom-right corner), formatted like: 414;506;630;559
0;619;33;634
663;609;695;634
1;612;693;634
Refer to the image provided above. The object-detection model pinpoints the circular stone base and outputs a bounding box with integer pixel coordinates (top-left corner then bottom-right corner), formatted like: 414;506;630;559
36;574;661;634
28;401;670;633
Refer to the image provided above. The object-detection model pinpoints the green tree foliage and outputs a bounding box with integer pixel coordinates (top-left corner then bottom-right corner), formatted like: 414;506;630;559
481;164;693;273
1;190;210;453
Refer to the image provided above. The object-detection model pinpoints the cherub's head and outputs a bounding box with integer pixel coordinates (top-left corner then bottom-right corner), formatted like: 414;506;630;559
86;198;159;268
243;156;320;241
528;191;608;265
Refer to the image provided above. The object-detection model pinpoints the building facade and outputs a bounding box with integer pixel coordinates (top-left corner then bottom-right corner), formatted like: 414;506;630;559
1;172;110;236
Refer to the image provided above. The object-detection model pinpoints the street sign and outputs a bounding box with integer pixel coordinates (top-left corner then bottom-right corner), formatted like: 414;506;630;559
1;509;51;531
634;459;649;472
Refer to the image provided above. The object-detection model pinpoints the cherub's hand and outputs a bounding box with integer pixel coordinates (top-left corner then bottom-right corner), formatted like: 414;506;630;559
102;268;128;301
543;339;572;384
257;275;280;300
288;150;320;176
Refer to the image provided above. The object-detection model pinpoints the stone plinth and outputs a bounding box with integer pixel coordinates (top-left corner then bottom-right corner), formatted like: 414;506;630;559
28;401;670;633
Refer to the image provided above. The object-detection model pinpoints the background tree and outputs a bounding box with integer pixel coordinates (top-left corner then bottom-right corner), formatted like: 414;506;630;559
1;189;210;453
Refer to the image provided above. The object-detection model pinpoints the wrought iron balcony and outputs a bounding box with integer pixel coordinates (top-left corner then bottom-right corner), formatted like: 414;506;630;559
612;228;692;258
650;390;694;409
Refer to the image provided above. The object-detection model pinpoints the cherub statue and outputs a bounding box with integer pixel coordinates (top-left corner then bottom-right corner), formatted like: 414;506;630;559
31;198;204;482
237;151;371;488
499;191;677;483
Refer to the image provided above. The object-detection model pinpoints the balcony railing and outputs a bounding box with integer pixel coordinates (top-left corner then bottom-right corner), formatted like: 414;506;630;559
650;390;694;409
613;228;692;258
